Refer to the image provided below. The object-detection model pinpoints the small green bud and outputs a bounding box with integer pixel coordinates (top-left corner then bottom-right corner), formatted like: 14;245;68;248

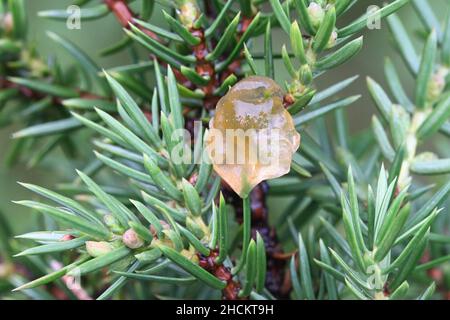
103;214;124;233
287;79;305;95
427;68;448;102
177;0;200;29
299;64;313;85
390;104;411;148
86;241;113;257
326;30;338;49
307;2;325;29
122;228;144;249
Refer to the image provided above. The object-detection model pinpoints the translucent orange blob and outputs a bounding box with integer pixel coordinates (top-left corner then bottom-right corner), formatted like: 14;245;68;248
206;76;301;198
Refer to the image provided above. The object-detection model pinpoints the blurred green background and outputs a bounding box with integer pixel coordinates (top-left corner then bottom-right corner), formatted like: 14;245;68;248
0;0;447;235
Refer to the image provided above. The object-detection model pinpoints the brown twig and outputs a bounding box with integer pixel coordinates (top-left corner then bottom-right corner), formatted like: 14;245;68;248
198;249;243;300
223;182;291;299
103;0;158;40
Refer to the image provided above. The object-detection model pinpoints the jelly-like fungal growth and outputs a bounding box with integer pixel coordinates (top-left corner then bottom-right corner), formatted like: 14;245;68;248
206;76;301;198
